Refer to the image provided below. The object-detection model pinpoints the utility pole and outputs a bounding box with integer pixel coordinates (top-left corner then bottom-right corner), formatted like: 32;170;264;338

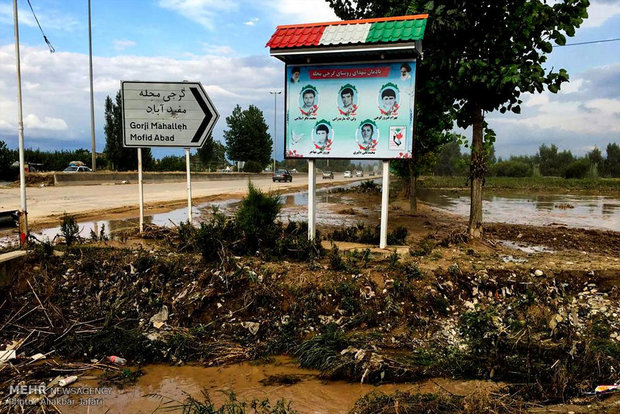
13;0;27;245
269;90;281;172
88;0;96;171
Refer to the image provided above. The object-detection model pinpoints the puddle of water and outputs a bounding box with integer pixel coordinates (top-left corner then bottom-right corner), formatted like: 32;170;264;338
0;181;377;249
62;357;500;414
417;189;620;232
499;240;555;254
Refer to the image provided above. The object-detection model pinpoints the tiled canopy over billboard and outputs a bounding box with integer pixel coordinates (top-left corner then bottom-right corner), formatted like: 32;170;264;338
266;15;427;50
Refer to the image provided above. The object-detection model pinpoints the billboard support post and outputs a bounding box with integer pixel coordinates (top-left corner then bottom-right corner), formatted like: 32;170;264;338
308;159;316;240
185;148;193;223
380;160;390;248
138;148;144;233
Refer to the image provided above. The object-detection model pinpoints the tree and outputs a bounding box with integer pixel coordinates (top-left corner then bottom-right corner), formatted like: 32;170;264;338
197;135;227;170
0;140;15;180
224;105;272;167
602;142;620;178
327;0;589;236
433;135;468;176
104;91;153;171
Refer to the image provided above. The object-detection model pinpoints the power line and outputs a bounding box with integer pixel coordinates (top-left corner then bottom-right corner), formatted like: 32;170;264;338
26;0;54;53
556;37;620;47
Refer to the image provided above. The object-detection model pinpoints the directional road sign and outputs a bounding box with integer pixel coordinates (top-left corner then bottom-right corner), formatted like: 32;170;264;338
121;81;219;148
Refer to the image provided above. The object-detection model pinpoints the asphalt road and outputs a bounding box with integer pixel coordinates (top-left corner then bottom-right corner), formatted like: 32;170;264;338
0;173;366;226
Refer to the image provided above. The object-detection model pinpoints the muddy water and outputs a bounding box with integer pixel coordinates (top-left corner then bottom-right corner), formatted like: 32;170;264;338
64;357;498;414
417;189;620;232
2;185;618;249
0;182;370;248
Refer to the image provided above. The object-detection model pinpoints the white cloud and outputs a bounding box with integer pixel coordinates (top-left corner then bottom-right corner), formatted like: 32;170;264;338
199;43;235;55
0;43;281;147
23;114;68;130
261;0;338;24
582;0;620;28
244;17;259;26
157;0;239;30
0;3;80;32
113;40;136;51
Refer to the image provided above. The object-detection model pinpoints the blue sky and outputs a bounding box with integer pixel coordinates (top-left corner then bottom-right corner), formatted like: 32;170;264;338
0;0;618;160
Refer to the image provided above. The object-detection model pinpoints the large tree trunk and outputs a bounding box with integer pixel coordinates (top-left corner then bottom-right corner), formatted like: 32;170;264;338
468;105;485;238
409;161;417;213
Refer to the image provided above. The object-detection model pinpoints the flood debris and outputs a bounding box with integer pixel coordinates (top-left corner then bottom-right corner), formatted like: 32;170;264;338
1;185;619;412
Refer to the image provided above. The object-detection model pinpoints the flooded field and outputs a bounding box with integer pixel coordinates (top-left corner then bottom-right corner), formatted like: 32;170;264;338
3;185;618;251
417;189;620;232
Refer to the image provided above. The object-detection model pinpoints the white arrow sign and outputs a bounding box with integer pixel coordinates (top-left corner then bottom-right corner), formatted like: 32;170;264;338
121;81;219;148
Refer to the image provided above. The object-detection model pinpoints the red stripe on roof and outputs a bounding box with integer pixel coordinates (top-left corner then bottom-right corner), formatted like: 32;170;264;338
266;25;326;49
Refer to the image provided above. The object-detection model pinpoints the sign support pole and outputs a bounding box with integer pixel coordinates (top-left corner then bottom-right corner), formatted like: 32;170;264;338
138;148;144;233
308;159;316;240
13;0;27;246
380;160;390;248
185;148;193;223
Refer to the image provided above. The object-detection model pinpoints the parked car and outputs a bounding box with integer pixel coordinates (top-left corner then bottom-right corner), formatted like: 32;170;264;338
355;170;364;177
322;171;334;179
63;166;92;173
273;169;292;182
290;169;298;173
343;171;352;178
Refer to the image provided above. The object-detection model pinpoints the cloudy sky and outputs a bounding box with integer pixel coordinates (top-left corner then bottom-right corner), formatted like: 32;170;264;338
0;0;618;159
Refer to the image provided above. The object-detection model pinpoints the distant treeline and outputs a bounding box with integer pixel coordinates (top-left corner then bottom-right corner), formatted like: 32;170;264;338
434;141;620;179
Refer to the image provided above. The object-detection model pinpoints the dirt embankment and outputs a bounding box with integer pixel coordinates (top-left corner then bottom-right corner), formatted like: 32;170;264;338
1;187;619;413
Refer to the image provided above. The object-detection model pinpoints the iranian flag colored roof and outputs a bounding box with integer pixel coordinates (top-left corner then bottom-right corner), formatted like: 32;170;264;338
266;15;427;50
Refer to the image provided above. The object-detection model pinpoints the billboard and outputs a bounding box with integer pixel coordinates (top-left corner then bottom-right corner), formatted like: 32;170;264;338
284;61;415;160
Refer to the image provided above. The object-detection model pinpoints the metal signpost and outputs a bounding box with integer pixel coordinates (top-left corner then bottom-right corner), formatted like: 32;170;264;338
121;81;219;231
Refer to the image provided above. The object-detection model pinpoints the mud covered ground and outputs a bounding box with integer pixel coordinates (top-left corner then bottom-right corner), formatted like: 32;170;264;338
1;185;619;413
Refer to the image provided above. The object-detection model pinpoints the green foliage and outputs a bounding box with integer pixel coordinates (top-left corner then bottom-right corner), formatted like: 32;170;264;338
197;135;228;170
0;140;14;180
329;223;407;245
236;182;282;250
433;136;469;177
328;244;346;271
536;144;575;177
104;90;153;171
153;155;186;171
563;158;590;179
60;214;80;246
359;179;378;191
163;390;298;414
225;105;272;166
243;160;264;173
193;210;239;262
602;142;620;178
296;324;348;371
489;160;532;177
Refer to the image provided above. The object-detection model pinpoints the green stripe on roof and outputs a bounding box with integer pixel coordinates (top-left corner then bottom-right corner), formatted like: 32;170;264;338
366;19;426;43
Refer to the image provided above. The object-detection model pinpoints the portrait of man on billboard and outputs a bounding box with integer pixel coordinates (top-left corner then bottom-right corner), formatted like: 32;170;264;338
378;83;400;116
299;85;319;116
313;121;333;151
356;119;378;151
290;67;301;83
338;84;358;116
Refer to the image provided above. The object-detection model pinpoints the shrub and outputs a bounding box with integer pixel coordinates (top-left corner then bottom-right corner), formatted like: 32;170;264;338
243;160;264;173
236;182;282;250
60;214;80;246
563;159;590;179
296;324;348;370
490;160;532;177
